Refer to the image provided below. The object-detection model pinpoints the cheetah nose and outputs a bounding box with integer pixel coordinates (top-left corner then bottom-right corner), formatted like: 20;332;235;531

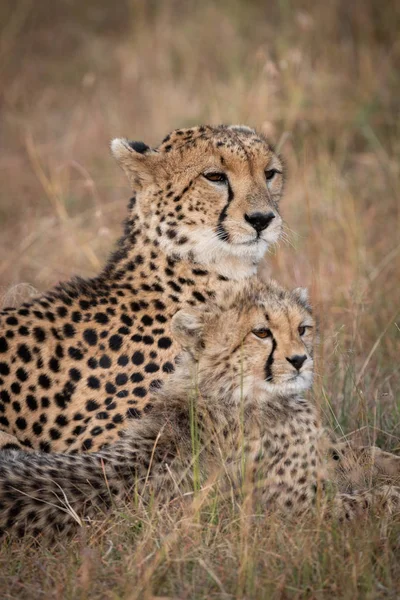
286;354;307;371
244;211;275;233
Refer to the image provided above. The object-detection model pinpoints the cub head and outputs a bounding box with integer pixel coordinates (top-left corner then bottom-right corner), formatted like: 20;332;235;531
171;278;314;402
111;125;284;273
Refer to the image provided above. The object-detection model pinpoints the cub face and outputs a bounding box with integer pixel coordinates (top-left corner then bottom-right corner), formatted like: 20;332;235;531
172;280;314;400
111;125;284;266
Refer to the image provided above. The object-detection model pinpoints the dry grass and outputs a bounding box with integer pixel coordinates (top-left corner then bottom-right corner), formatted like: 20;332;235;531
0;0;400;597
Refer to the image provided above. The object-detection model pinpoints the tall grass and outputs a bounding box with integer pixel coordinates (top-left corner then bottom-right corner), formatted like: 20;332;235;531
0;0;400;597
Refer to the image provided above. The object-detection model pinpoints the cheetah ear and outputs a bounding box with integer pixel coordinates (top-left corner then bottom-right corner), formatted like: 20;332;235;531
292;287;311;310
110;138;160;188
171;309;205;355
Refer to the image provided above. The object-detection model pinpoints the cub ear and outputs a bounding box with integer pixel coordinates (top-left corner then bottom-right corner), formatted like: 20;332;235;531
292;287;311;310
171;309;205;355
110;138;159;188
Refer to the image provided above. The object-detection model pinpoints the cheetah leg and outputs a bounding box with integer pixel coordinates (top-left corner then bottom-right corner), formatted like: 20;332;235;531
331;442;400;488
0;431;27;451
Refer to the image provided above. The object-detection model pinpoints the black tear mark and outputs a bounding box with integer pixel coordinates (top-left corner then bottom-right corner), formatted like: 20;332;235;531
216;181;234;242
264;335;277;381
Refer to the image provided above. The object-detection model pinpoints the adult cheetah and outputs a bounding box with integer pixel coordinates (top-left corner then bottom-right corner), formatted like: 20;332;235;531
0;279;399;539
0;125;284;453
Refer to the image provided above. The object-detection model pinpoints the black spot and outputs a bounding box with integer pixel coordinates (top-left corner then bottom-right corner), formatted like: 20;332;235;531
109;334;123;351
38;374;51;389
158;337;172;349
141;315;153;326
96;412;109;420
192;291;206;303
132;351;145;365
131;373;144;383
16;417;27;430
18;326;29;336
112;414;123;423
16;367;28;382
69;368;81;382
57;306;68;317
116;373;128;386
12;400;21;412
26;395;38;411
162;362;175;373
128;140;149;154
90;426;103;436
133;386;146;398
145;362;159;373
49;428;61;440
6;316;18;326
86;400;100;412
0;363;10;376
11;382;21;394
55;415;68;427
63;323;75;338
83;329;98;346
32;423;43;436
88;357;98;369
68;347;84;360
99;355;112;368
153;300;166;310
95;312;109;324
49;357;60;373
33;327;46;343
117;355;129;367
87;376;101;390
0;390;11;404
105;382;117;394
17;344;32;363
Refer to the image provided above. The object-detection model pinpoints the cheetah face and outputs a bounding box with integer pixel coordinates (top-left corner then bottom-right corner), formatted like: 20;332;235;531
172;279;314;403
111;125;284;274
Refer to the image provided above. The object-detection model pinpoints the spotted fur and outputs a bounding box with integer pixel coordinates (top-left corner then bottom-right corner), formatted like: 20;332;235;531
0;279;399;539
0;125;285;452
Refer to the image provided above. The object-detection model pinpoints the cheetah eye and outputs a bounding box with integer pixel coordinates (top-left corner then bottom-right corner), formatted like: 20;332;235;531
265;168;281;182
298;325;312;336
252;328;272;339
204;172;227;184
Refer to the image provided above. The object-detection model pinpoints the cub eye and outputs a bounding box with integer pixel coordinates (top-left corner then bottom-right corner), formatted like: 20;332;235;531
204;172;227;184
298;325;311;336
253;328;272;339
265;168;281;182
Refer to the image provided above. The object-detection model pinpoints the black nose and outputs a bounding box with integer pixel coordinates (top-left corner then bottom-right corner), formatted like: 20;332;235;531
245;211;275;233
286;354;307;371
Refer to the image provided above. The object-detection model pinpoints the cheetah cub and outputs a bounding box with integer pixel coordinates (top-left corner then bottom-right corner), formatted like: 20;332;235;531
0;279;399;538
0;124;285;453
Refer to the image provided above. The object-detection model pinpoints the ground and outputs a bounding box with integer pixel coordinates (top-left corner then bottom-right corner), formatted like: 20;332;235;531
0;0;399;597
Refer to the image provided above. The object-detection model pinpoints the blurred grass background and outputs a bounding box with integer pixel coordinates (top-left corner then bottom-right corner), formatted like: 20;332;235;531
0;0;400;597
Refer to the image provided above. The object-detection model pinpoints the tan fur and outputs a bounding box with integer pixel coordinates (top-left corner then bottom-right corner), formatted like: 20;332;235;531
0;125;284;453
0;279;399;539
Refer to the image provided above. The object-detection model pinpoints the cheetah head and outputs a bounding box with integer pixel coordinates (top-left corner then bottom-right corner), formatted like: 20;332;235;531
111;125;284;277
171;278;314;404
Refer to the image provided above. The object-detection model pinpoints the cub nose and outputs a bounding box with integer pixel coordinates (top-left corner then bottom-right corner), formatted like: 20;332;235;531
286;354;307;371
244;211;275;233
